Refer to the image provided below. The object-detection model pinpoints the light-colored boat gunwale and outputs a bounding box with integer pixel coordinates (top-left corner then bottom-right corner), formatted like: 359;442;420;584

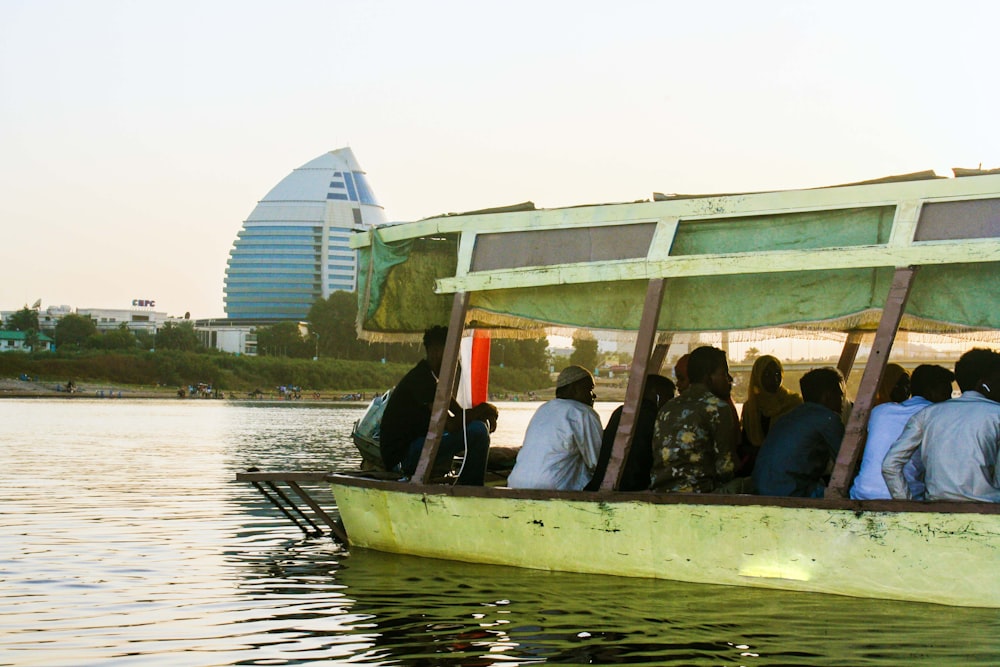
329;171;1000;607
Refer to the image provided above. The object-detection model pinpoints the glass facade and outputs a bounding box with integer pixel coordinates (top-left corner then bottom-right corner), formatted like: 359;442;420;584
223;149;387;320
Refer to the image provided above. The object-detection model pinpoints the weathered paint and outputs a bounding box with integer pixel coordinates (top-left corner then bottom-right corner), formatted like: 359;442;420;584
331;481;1000;608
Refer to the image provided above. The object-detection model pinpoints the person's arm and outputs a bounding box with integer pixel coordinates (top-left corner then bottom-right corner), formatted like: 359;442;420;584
715;400;738;477
446;399;498;433
881;414;924;500
577;409;604;472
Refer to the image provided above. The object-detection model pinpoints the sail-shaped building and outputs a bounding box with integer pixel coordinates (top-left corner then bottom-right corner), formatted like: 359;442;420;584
223;148;387;320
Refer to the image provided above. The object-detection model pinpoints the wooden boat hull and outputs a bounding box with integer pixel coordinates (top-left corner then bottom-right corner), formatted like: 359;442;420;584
330;475;1000;608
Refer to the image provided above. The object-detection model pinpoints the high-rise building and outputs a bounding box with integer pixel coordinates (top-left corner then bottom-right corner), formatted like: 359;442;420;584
223;148;387;320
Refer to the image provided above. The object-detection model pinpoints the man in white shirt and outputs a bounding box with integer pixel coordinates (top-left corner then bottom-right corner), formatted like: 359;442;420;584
850;364;954;500
508;365;603;491
883;349;1000;502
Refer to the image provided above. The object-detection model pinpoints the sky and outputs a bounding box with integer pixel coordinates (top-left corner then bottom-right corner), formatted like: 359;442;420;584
2;0;999;320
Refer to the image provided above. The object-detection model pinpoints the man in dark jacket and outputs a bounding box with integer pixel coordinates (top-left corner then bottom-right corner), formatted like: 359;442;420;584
380;326;498;485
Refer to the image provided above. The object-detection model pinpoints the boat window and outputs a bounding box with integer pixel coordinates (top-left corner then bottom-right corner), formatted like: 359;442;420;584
916;198;1000;241
470;223;656;271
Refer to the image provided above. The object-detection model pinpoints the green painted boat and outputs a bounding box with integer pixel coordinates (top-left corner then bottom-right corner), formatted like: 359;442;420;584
330;169;1000;607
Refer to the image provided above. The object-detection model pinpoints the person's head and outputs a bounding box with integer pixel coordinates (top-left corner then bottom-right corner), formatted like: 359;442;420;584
673;354;690;393
799;367;845;414
910;364;955;403
688;346;732;400
751;355;784;394
954;348;1000;394
555;365;596;406
643;374;676;409
422;325;449;373
877;363;910;404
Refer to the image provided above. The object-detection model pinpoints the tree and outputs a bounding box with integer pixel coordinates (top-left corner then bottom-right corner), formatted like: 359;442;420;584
569;331;599;372
255;322;311;358
155;321;203;352
744;347;761;362
307;292;422;363
5;306;39;332
308;290;363;359
493;337;549;369
24;329;40;352
99;324;139;351
54;313;97;350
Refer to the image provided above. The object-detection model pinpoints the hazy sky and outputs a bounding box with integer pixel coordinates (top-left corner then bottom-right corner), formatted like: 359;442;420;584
2;0;998;319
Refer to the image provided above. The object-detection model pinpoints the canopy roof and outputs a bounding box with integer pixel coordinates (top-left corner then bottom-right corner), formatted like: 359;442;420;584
352;171;1000;342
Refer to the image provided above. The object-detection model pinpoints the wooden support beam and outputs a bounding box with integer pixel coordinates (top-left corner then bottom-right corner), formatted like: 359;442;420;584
825;267;917;499
648;333;673;375
288;481;349;544
837;330;865;381
412;291;469;484
601;278;666;491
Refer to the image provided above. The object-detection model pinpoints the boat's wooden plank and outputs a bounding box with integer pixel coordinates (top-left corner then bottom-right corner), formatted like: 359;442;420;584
602;278;665;491
351;173;1000;249
836;330;865;381
648;334;672;375
287;480;349;544
237;471;332;482
327;474;1000;514
412;291;468;484
826;266;917;498
437;239;1000;293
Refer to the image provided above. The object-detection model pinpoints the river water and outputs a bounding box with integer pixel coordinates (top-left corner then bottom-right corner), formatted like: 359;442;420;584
1;398;998;666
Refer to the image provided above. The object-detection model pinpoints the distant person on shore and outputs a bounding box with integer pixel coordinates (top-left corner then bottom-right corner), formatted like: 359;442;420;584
508;365;603;491
752;367;845;498
380;326;498;485
738;355;802;476
850;364;954;500
883;348;1000;502
650;346;737;493
586;374;675;491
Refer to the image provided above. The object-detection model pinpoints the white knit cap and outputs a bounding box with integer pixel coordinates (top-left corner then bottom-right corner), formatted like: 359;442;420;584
556;365;593;389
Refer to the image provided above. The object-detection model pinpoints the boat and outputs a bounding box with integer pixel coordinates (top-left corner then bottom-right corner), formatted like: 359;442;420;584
245;168;1000;607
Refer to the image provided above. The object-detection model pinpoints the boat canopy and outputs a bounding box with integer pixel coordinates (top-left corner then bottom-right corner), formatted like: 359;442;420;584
353;171;1000;341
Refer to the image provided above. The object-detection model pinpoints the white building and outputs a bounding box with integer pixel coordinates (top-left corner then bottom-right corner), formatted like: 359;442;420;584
223;147;387;321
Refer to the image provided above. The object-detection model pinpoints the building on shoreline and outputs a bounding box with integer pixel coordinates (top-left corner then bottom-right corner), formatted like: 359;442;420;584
0;330;55;353
223;147;387;321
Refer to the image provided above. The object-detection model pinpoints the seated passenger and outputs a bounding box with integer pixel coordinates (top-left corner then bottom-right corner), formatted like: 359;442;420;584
673;354;690;393
380;326;498;485
883;348;1000;502
874;363;911;407
850;364;954;500
738;355;802;475
752;367;845;498
650;346;737;493
508;365;603;491
585;374;675;491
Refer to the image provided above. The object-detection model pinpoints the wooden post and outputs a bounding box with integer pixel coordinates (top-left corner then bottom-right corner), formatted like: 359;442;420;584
412;291;469;484
601;278;666;491
825;267;917;498
837;330;865;381
648;333;673;375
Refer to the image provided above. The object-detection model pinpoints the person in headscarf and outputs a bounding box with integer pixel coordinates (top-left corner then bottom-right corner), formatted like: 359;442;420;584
874;363;911;407
738;355;803;476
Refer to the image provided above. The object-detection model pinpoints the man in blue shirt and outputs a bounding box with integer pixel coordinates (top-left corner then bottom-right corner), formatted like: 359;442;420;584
753;367;845;498
850;364;954;500
883;348;1000;502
